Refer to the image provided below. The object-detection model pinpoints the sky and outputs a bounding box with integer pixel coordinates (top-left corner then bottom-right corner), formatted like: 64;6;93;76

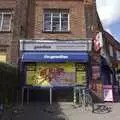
96;0;120;42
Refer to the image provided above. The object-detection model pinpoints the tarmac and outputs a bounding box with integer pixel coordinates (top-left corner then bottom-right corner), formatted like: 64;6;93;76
1;102;120;120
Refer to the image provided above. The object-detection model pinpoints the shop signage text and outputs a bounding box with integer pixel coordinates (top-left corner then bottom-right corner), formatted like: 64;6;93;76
44;55;68;59
20;40;92;51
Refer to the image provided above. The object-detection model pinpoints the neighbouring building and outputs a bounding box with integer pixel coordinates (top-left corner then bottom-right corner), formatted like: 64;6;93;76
103;31;120;101
0;0;97;64
0;0;16;63
0;0;29;64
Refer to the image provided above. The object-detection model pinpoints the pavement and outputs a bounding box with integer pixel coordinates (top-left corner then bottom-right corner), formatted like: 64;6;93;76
1;102;120;120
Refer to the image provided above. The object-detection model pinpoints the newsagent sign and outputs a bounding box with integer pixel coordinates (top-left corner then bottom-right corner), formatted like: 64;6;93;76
20;39;92;51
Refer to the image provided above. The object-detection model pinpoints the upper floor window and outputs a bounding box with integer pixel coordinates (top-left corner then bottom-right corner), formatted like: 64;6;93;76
0;11;12;32
109;45;114;57
44;9;70;32
116;51;120;60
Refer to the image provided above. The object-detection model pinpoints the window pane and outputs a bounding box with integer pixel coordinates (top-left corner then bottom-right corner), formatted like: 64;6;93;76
61;22;68;31
52;16;60;31
44;13;51;31
44;21;51;31
61;13;68;31
44;13;51;17
52;24;59;31
44;13;51;20
53;13;59;18
52;13;60;31
2;14;11;31
61;13;68;20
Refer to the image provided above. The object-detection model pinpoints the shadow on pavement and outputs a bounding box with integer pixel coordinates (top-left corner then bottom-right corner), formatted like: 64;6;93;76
1;102;70;120
92;103;113;114
12;87;73;120
21;102;69;120
90;90;113;114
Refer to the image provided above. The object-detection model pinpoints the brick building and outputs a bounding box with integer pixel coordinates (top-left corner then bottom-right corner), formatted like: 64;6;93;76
0;0;97;64
0;0;16;63
19;0;99;90
0;0;28;64
26;0;97;39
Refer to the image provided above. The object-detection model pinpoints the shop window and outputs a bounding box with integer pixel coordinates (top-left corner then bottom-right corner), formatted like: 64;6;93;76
43;9;70;32
26;63;76;87
0;52;7;63
0;11;12;32
76;63;87;85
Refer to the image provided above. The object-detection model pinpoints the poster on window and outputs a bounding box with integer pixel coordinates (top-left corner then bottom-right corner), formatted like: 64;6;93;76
26;63;76;87
76;71;86;85
76;63;87;85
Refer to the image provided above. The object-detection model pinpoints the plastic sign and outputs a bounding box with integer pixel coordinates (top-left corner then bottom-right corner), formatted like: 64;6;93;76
93;32;103;52
20;40;92;51
104;85;113;102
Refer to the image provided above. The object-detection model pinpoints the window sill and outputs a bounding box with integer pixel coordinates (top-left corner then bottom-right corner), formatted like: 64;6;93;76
42;31;71;34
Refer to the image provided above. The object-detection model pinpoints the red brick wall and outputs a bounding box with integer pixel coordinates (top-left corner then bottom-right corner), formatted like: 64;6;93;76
11;0;29;64
0;0;16;9
0;0;16;62
0;0;97;64
0;0;29;64
27;0;87;39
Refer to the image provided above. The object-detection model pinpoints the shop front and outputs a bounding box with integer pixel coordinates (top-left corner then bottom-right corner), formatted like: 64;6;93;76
19;40;91;102
23;53;88;87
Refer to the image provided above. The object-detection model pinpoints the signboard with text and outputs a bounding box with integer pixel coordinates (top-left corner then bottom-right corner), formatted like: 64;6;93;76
20;40;92;51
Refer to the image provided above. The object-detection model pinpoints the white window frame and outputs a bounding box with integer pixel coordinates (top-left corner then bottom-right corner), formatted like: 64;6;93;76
43;9;70;32
0;11;12;32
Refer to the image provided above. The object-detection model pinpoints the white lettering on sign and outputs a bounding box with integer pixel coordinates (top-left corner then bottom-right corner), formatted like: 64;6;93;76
44;55;68;59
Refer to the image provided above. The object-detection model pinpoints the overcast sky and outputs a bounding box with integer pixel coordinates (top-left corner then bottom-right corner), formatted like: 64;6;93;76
96;0;120;42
